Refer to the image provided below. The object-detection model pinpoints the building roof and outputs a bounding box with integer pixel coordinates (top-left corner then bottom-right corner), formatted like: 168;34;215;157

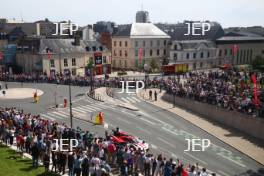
113;23;170;38
216;31;264;44
156;22;225;41
39;38;108;54
174;40;216;50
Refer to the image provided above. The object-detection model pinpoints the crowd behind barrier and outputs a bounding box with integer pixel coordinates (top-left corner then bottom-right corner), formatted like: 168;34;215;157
160;70;264;118
1;69;264;118
0;107;213;176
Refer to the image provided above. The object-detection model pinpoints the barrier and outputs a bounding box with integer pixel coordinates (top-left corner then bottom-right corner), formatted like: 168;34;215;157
162;93;264;140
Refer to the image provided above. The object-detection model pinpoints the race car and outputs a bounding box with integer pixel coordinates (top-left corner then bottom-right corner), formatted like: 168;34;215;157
110;130;149;151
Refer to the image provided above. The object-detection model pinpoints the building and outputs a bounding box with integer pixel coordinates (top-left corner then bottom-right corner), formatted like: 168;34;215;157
16;38;111;76
136;10;150;23
215;32;264;66
166;21;224;70
112;22;170;70
169;40;217;70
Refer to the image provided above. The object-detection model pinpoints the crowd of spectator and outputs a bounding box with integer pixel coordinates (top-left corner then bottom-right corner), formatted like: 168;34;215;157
160;70;264;117
0;107;214;176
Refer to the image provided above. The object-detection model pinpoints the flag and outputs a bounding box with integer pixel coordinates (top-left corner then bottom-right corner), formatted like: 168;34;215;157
251;74;259;108
138;48;143;65
232;44;239;55
48;50;52;59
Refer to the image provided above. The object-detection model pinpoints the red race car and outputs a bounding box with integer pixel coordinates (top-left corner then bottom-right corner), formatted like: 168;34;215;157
110;130;149;151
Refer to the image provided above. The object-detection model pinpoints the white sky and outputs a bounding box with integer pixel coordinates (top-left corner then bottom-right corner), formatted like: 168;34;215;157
0;0;263;28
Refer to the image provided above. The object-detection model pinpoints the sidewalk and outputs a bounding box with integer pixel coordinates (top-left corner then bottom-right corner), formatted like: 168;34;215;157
137;88;264;165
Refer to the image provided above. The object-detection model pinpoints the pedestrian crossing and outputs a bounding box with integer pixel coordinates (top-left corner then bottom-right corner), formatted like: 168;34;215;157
41;101;117;121
117;96;141;104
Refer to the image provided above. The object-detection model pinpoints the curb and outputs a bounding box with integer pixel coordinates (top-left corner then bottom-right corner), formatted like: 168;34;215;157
86;90;105;102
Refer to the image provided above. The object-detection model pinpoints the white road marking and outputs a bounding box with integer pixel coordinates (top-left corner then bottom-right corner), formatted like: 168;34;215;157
126;97;136;103
41;114;55;121
218;170;230;176
151;144;157;149
121;98;130;103
131;96;141;102
216;152;245;168
77;106;92;112
83;99;93;103
47;112;62;119
52;111;68;118
87;104;102;110
184;152;208;165
157;137;175;148
139;118;156;125
72;107;87;113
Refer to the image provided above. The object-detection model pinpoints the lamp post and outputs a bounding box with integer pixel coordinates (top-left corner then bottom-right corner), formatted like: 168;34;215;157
144;63;148;91
67;70;73;129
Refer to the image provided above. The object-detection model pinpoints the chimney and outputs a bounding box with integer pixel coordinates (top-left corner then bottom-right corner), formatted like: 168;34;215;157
74;34;80;46
36;23;40;36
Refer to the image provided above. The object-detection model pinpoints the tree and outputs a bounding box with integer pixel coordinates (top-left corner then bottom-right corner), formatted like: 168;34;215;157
251;55;264;71
150;58;159;72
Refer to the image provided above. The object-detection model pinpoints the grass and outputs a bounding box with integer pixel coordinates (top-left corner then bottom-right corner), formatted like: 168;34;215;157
0;144;59;176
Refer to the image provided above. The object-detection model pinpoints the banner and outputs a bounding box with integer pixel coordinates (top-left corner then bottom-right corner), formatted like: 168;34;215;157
138;48;143;65
251;74;259;108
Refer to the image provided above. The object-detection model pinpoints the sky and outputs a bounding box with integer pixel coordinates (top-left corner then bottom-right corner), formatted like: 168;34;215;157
0;0;263;28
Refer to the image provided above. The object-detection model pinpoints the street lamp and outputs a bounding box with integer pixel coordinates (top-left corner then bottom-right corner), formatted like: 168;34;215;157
144;63;148;91
66;70;73;129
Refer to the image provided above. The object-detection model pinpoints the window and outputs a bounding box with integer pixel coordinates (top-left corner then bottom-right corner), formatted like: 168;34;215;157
114;41;116;47
157;40;160;46
135;49;138;57
92;46;96;51
163;49;166;55
174;53;177;61
207;52;210;58
103;56;106;63
224;49;227;56
219;50;222;57
119;50;122;57
50;59;55;67
200;52;204;58
119;41;122;47
64;59;68;67
200;62;203;68
99;46;103;51
157;49;160;56
174;45;177;50
262;50;264;54
186;53;189;59
150;49;153;56
143;41;146;47
114;50;117;56
85;46;90;52
150;41;153;47
135;41;138;47
193;53;196;59
125;41;128;47
164;40;167;46
143;49;145;57
125;50;128;57
125;60;127;67
72;68;76;76
72;58;76;66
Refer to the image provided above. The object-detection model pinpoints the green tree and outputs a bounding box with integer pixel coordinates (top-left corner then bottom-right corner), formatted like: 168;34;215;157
251;55;264;71
150;58;159;72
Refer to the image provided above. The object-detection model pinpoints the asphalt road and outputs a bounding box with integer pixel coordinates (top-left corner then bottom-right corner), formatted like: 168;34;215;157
0;82;263;176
